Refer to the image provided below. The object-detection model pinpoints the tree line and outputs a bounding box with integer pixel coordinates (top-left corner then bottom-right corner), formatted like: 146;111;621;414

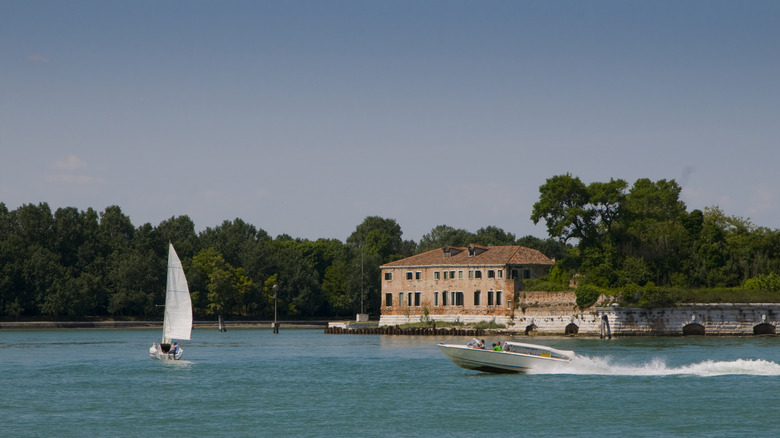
2;174;779;319
0;203;561;320
530;174;780;305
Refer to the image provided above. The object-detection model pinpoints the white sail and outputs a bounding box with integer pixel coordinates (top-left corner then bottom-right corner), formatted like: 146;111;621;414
162;243;192;341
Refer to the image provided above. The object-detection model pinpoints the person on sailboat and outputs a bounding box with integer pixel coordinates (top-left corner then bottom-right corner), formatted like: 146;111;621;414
169;342;180;357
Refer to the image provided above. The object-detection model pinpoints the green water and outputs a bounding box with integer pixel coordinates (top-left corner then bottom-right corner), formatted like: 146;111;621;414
2;328;779;437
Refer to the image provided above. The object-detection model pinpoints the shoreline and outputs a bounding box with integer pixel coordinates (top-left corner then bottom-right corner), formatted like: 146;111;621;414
0;320;330;329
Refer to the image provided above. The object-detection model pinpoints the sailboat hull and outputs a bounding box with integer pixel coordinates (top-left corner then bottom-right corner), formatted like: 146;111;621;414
149;343;184;360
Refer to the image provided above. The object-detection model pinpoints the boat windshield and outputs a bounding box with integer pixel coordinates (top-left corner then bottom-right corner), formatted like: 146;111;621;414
466;338;484;349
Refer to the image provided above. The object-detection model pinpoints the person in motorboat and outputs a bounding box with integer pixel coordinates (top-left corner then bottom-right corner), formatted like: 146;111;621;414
493;342;502;351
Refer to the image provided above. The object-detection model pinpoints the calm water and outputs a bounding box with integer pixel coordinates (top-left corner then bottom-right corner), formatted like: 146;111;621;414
2;328;779;437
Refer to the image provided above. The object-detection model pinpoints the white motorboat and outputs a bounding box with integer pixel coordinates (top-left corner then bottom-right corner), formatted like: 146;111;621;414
438;339;574;373
149;244;193;360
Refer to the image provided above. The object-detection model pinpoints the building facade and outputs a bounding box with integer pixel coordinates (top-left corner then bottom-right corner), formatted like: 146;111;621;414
378;244;554;326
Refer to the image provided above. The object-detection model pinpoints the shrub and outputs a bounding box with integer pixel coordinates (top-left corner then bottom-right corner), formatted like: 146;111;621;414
474;320;506;330
575;284;604;309
742;272;780;292
637;286;675;308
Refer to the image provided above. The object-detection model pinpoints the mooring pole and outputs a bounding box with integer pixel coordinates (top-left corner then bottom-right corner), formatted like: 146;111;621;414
272;284;279;334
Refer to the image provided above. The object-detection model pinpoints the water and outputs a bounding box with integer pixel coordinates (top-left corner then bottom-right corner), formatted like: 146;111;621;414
2;328;779;437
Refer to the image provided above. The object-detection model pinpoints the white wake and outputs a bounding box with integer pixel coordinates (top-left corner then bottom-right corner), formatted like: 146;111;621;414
531;355;780;376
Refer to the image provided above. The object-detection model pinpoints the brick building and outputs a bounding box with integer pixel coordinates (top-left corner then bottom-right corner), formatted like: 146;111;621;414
378;244;555;326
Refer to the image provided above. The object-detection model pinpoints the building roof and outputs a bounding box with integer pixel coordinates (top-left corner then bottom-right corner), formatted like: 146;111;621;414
381;244;555;268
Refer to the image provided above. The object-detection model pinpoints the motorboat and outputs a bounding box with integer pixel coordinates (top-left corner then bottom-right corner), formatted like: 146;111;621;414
438;338;573;373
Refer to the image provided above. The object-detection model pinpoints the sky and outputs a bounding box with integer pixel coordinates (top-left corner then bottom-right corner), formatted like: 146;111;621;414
2;1;779;243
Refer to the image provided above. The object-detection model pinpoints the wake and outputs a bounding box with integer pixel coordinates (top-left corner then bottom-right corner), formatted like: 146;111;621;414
531;355;780;376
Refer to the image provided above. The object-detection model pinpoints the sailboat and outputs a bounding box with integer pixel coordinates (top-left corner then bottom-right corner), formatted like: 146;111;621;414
149;243;193;360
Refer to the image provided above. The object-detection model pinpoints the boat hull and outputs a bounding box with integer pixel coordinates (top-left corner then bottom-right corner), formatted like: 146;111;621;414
437;343;572;374
149;343;183;360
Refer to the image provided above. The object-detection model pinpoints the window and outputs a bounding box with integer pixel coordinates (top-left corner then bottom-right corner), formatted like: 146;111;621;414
385;293;393;307
399;292;404;307
406;271;413;280
442;290;448;306
434;271;440;280
511;269;518;279
473;290;481;306
450;270;456;279
524;269;531;279
443;271;449;280
488;270;495;278
474;270;482;279
458;270;463;279
507;296;512;309
384;272;392;281
487;290;494;306
414;292;421;306
498;269;503;279
434;291;439;307
451;291;464;306
407;292;413;307
469;270;474;279
415;271;421;280
496;291;502;306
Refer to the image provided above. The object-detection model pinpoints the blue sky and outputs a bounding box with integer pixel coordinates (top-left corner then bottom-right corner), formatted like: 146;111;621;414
2;1;779;242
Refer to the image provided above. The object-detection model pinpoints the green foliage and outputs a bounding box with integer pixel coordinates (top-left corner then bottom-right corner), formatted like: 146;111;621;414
418;225;474;252
191;248;255;316
321;261;352;317
575;284;604;309
4;178;780;321
474;320;506;330
742;272;780;292
617;283;676;308
473;226;516;246
531;173;591;244
524;264;572;291
636;286;675;309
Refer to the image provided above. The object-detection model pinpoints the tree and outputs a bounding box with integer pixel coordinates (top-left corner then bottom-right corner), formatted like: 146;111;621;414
346;217;405;315
321;261;352;316
156;215;199;257
515;235;570;260
418;225;474;252
473;226;516;246
191;248;254;316
106;248;162;317
531;174;592;244
99;206;135;253
346;216;404;263
198;218;270;268
587;178;628;240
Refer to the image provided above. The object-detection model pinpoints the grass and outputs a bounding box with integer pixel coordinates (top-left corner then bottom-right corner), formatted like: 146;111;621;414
394;320;506;330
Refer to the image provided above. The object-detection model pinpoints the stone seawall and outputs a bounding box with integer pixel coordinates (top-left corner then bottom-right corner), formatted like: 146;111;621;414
378;290;780;336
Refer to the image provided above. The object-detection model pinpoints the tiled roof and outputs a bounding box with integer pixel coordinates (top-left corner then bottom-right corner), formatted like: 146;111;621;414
381;244;554;268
